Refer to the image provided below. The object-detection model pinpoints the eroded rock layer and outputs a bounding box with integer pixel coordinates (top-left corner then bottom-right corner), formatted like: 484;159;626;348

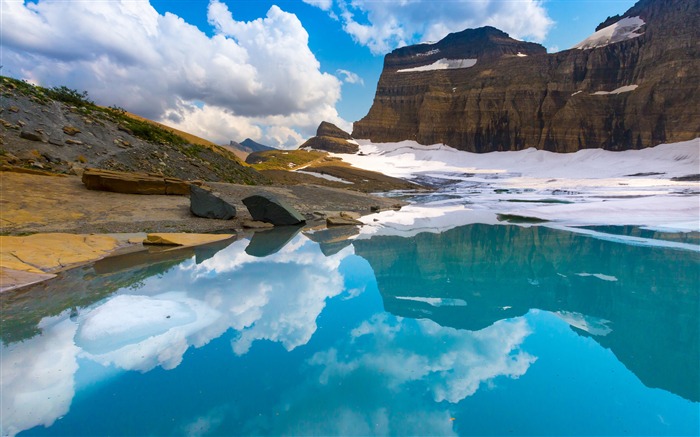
353;0;700;152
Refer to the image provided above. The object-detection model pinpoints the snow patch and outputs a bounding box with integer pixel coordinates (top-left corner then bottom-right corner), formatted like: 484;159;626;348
395;296;467;307
554;311;613;336
295;170;353;184
573;16;645;50
416;49;440;57
516;52;528;57
571;90;583;96
591;85;638;95
397;58;477;73
575;272;619;282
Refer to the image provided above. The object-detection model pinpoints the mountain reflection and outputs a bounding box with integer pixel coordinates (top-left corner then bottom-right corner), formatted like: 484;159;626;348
353;224;700;402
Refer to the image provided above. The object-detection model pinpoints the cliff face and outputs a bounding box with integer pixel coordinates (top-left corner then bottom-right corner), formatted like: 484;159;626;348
353;0;700;152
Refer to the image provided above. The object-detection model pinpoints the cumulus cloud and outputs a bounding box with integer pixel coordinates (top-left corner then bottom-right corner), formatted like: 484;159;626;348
0;0;346;147
336;69;364;85
306;0;554;54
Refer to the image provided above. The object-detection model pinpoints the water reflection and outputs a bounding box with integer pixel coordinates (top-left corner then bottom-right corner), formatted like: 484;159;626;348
1;224;698;436
353;223;700;402
1;235;350;436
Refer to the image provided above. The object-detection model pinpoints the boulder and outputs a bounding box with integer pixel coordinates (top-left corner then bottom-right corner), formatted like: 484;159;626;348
62;125;81;136
242;193;306;226
81;168;192;195
190;185;236;219
20;130;48;142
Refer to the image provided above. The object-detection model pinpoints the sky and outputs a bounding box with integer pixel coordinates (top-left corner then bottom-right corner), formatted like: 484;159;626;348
1;0;637;148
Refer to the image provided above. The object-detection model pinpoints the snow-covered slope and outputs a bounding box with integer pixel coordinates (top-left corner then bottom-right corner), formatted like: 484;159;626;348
337;139;700;240
397;58;477;73
573;16;645;50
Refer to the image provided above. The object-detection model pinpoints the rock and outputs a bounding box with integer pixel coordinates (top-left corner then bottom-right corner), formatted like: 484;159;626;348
242;220;275;229
62;125;81;136
327;216;363;226
0;233;120;276
317;121;353;140
143;233;234;246
340;211;362;220
65;139;83;145
370;205;381;212
353;0;700;152
20;130;48;142
242;193;306;226
8;106;20;113
189;184;236;220
81;168;191;195
299;121;359;154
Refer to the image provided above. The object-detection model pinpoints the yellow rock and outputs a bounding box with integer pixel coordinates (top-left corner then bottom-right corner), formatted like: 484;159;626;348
143;233;234;246
0;233;120;274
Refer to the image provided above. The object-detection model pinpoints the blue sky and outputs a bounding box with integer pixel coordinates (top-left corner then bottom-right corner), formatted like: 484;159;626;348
1;0;637;147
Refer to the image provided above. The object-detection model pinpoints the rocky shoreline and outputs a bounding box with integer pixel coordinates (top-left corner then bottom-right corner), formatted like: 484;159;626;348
0;169;407;291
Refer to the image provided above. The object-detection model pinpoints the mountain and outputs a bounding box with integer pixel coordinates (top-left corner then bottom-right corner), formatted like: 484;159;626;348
298;121;359;153
230;138;276;154
0;77;268;184
353;0;700;152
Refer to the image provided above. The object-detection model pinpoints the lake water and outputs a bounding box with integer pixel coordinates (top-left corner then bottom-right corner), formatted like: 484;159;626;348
1;223;699;436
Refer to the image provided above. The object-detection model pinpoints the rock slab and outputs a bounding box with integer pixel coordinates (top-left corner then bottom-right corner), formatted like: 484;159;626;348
190;185;236;219
82;168;191;195
143;233;235;246
242;193;306;226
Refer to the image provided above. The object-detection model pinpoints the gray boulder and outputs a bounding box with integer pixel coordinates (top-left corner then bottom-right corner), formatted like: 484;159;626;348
20;129;48;142
190;185;236;219
242;193;305;225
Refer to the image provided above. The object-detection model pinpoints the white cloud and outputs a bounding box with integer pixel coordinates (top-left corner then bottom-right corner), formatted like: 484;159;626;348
336;68;364;85
0;0;346;148
302;0;333;11
306;0;553;54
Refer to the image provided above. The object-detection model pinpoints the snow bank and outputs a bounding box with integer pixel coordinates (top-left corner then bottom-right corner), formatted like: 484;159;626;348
339;138;700;237
295;170;353;184
397;58;477;73
573;16;645;50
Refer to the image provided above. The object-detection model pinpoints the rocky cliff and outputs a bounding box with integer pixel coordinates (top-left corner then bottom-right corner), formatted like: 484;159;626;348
299;121;359;153
353;0;700;152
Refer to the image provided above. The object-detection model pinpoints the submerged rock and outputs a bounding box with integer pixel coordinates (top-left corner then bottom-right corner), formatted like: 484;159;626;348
189;185;236;220
242;193;306;226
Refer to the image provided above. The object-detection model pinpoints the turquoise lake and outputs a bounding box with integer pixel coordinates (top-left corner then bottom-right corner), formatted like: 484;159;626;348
1;224;698;436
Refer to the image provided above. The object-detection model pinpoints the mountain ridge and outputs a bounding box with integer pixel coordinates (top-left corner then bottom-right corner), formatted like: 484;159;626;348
353;0;700;153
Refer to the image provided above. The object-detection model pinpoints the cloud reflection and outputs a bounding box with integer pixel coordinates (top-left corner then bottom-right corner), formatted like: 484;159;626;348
0;235;352;436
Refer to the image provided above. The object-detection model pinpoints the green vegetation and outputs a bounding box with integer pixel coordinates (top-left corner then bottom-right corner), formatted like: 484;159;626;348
248;149;327;171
